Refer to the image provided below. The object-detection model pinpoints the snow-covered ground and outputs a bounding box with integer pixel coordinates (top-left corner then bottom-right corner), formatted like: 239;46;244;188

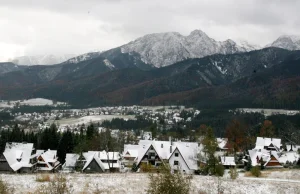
1;170;300;194
55;115;136;126
0;98;66;108
237;108;300;116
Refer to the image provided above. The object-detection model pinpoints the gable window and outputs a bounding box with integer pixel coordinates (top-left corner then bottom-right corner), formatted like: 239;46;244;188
174;161;179;165
161;144;163;148
175;153;179;157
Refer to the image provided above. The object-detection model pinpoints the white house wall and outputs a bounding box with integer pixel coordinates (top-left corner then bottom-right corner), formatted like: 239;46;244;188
169;149;193;174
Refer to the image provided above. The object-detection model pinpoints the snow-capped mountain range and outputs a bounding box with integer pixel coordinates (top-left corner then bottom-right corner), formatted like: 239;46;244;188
10;54;76;66
121;30;261;67
6;30;300;68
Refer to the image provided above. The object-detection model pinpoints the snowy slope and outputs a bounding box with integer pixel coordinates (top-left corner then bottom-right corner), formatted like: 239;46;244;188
266;35;300;50
63;51;102;64
121;30;259;67
235;39;261;51
11;54;76;66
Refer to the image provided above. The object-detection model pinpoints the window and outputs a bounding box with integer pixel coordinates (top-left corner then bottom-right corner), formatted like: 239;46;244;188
149;152;155;156
175;153;179;157
161;144;163;148
174;161;179;165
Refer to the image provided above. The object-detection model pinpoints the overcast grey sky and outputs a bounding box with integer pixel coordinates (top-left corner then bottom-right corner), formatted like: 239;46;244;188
0;0;299;61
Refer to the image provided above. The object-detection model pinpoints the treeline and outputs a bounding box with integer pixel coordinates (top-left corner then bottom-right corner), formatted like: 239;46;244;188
0;123;125;164
101;117;153;130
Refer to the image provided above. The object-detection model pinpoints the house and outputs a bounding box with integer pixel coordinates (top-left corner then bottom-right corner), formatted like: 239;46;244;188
0;142;37;173
82;152;106;173
122;144;139;167
248;149;283;168
37;149;61;172
254;137;282;152
82;151;121;173
136;140;172;167
97;151;120;172
168;142;199;174
135;140;200;174
62;153;79;173
264;151;282;168
220;156;236;168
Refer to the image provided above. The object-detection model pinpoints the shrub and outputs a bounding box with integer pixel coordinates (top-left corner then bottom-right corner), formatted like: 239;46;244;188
246;161;252;171
132;163;138;172
34;174;73;194
215;164;225;177
251;166;261;177
146;164;191;194
229;167;238;180
36;174;51;182
140;163;153;173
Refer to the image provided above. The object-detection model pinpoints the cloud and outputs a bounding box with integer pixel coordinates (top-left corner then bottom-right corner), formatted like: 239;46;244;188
0;0;299;61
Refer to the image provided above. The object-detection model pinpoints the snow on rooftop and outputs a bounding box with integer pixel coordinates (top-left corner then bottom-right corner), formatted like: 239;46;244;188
172;142;199;170
65;153;80;167
220;156;236;166
3;142;34;171
216;138;228;149
255;137;281;151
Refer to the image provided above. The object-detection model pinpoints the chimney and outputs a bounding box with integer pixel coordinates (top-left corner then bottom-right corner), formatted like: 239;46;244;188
169;136;172;145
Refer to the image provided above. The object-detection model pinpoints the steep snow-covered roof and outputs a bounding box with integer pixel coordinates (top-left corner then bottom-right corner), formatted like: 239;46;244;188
37;149;60;171
3;142;34;171
248;149;269;166
31;150;44;158
255;137;281;151
65;153;79;167
41;150;58;163
216;138;228;149
136;140;173;165
278;152;300;164
123;144;139;158
82;153;106;171
171;142;199;170
136;141;153;165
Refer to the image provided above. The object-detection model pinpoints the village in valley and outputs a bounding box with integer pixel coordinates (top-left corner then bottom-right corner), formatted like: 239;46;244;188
0;99;300;193
1;136;299;175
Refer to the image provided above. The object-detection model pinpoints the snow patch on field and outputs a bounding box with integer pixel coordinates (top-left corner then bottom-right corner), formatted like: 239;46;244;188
56;115;136;126
0;98;66;108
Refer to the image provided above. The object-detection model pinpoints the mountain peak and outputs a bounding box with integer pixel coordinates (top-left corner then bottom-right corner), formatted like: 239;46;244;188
267;34;300;50
188;29;208;37
277;35;300;43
